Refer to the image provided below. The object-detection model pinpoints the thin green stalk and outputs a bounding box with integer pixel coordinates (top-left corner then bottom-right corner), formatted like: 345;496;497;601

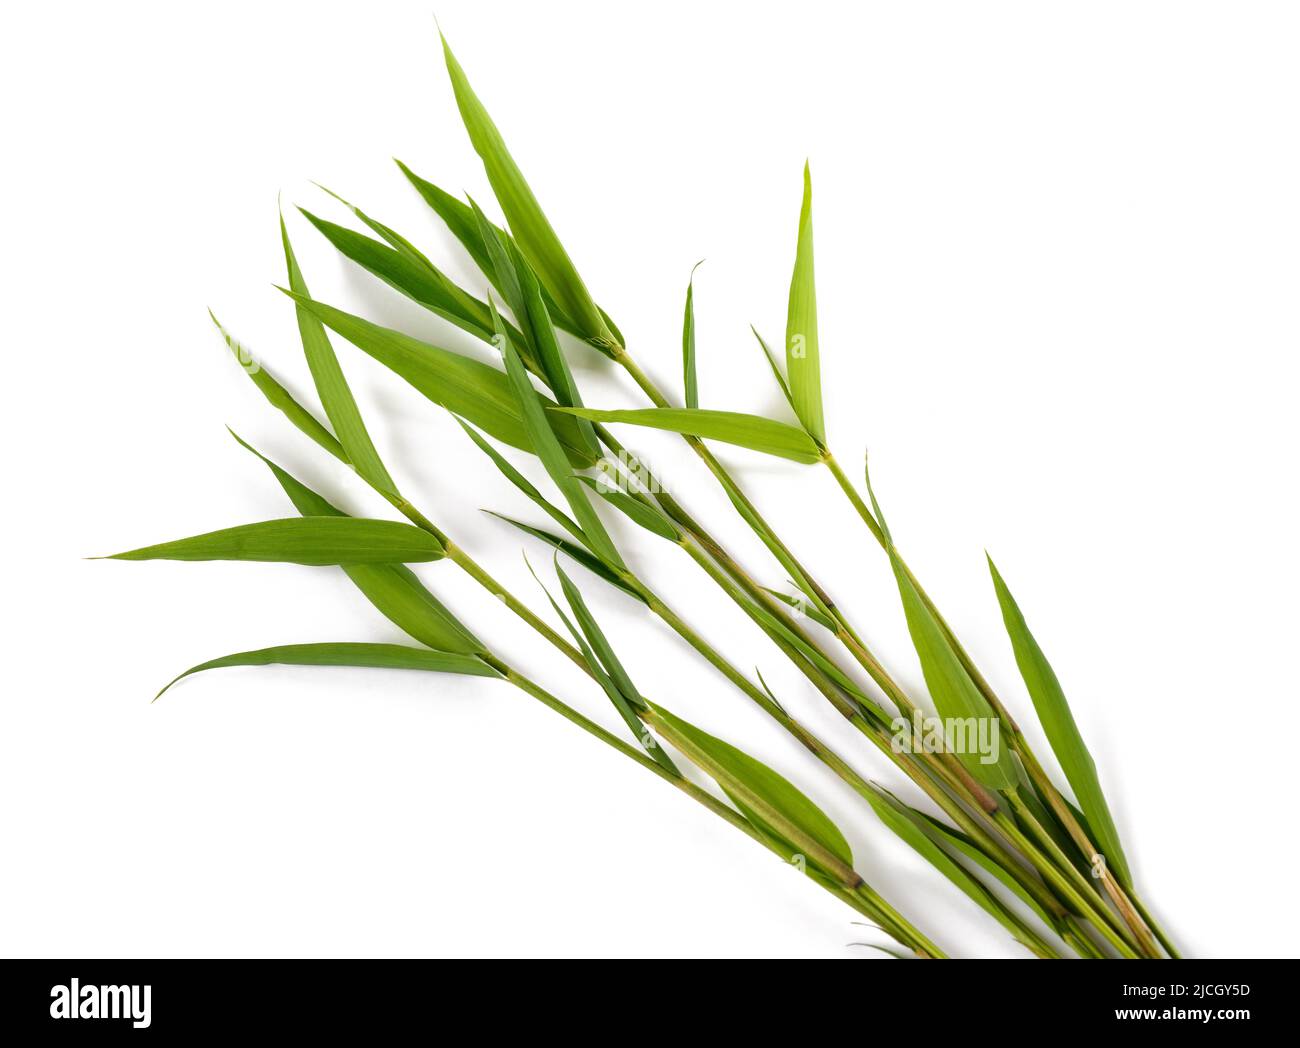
443;539;590;676
677;532;1004;813
1132;893;1182;959
351;446;971;935
329;398;1089;958
614;349;835;618
826;450;1172;956
624;563;1066;950
381;459;970;953
608;354;1018;819
1013;740;1161;957
495;655;939;955
854;884;947;959
376;488;601;684
998;796;1146;959
675;531;1097;955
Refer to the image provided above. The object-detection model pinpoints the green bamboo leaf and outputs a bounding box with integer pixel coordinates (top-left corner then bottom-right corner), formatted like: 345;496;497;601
230;431;482;656
496;305;625;570
751;326;796;414
740;594;888;724
987;555;1132;885
850;943;911;960
554;562;644;712
682;261;703;409
298;205;496;342
311;183;434;268
862;786;1042;953
484;512;644;603
395;160;585;335
755;668;787;716
210;312;345;463
102;517;444;566
278;291;598;469
577;476;680;542
156;642;499;699
519;557;675;773
647;705;860;888
715;469;827;617
440;33;617;351
911;810;1060;932
553;407;824;464
281;215;396;496
554;562;679;775
468;198;529;329
456;419;590;549
785;163;825;446
497;226;601;458
761;587;837;631
395;160;497;273
463;197;578;406
863;462;1017;790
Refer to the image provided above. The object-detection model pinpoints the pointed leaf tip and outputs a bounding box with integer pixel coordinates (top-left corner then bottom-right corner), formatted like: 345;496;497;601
439;31;617;351
987;556;1131;884
785;162;825;446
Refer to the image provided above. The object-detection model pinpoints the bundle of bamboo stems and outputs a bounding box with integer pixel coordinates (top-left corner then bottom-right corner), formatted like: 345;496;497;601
102;31;1176;959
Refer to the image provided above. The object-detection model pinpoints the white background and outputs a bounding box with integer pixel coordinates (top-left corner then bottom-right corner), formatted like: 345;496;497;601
2;1;1297;958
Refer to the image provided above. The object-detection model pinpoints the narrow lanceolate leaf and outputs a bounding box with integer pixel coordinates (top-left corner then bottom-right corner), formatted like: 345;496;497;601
457;419;590;548
281;215;396;495
647;705;861;888
577;476;680;542
468;198;530;334
554;563;645;711
761;587;838;632
484;512;644;603
103;517;444;566
395;159;581;336
785;163;826;446
912;810;1060;932
231;431;483;656
311;183;433;270
987;556;1132;885
279;291;598;469
156;642;499;699
552;562;679;775
752;326;796;414
682;262;703;409
497;312;625;570
862;787;1044;954
210;312;345;463
863;464;1017;790
553;407;824;464
501;232;601;459
716;469;828;619
299;206;496;343
530;560;665;768
440;33;617;350
740;593;889;724
464;198;595;455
